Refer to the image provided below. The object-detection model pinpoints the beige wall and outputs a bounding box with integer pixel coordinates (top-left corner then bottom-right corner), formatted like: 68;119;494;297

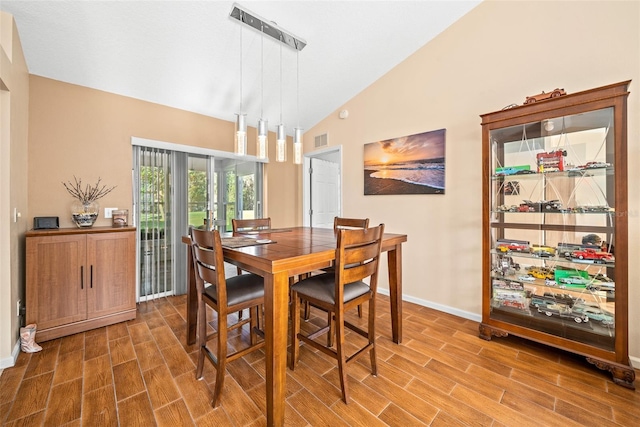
27;76;300;230
0;12;29;367
304;1;640;361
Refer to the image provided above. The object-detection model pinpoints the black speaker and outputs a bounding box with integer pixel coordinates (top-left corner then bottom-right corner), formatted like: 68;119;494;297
33;216;59;230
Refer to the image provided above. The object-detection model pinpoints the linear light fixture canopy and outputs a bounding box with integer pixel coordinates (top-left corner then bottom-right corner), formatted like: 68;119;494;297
230;3;307;51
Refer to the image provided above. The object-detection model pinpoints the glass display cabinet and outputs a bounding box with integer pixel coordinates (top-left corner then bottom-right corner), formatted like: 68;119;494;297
479;81;634;388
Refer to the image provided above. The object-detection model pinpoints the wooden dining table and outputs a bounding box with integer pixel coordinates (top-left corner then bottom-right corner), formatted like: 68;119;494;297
181;226;407;427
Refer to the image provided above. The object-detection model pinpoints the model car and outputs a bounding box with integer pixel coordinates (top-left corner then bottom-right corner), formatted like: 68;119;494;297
583;161;611;169
557;242;584;257
543;292;579;307
545;279;558;287
537;304;589;323
527;267;554;279
497;205;518;212
572;205;614;213
572;305;614;325
531;244;557;258
569;248;614;263
495;167;521;176
518;275;535;282
536;150;568;172
524;88;566;104
591;273;614;283
514;169;537;175
496;239;530;253
586;281;616;292
558;275;590;285
520;200;563;212
529;294;555;308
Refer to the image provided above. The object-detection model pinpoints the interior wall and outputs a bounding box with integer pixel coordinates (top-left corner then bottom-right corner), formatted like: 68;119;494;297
303;0;640;360
0;11;29;367
27;76;299;230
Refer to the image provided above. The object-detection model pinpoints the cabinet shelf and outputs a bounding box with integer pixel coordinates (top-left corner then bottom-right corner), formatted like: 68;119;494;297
480;81;634;389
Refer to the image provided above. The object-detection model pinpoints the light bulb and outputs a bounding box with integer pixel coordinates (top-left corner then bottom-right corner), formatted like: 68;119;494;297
276;124;286;162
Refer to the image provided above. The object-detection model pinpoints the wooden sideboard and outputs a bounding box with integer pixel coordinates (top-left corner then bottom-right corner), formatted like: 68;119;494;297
26;226;136;341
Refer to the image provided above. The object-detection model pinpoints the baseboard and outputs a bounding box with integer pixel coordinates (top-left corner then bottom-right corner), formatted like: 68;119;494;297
377;288;482;323
0;339;21;369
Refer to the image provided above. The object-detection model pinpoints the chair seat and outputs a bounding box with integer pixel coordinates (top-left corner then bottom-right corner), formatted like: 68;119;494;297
291;273;370;305
204;273;264;306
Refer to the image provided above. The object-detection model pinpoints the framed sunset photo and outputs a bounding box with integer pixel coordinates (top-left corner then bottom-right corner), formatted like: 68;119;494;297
363;128;446;195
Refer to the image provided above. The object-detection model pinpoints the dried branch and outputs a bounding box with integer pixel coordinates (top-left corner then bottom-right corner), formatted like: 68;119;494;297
62;176;116;204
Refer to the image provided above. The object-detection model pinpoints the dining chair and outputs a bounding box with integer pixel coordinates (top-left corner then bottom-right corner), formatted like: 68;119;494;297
304;217;370;321
289;223;385;404
190;227;265;408
231;218;271;276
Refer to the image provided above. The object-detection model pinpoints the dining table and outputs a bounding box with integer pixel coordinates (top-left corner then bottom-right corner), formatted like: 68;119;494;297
181;226;407;427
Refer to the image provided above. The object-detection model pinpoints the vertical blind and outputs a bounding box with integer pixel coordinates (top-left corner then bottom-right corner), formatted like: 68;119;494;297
134;146;174;301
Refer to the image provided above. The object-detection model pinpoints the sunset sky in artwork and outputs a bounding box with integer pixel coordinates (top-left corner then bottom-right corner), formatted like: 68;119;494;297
364;129;445;166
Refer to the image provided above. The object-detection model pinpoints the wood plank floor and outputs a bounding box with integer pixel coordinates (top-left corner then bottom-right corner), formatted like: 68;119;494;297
1;294;638;426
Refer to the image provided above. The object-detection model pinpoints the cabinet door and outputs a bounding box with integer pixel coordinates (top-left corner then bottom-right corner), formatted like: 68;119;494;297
86;231;136;319
26;235;87;329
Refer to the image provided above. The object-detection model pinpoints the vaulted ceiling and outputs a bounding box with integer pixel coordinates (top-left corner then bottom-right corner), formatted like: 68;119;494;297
1;1;481;134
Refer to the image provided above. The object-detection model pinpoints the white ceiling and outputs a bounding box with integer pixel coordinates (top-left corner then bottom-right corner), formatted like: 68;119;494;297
1;1;480;135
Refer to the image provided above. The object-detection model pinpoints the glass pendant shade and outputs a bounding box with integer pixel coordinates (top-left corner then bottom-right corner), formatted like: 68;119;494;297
235;113;247;156
275;124;287;162
256;118;268;159
293;128;303;165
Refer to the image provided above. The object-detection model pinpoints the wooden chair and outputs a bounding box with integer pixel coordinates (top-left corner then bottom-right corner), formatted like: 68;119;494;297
304;217;370;321
231;218;271;276
289;224;385;404
190;227;265;408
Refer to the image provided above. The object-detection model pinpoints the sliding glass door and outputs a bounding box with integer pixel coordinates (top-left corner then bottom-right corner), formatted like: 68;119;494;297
133;143;264;301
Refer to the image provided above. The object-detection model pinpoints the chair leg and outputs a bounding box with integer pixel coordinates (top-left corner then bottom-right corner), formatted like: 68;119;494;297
211;311;228;408
327;311;334;347
357;304;363;318
289;292;301;370
368;297;377;376
196;300;207;380
250;306;258;346
303;300;311;320
334;309;349;404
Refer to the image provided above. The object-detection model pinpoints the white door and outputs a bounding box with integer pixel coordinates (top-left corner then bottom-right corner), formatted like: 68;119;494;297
310;157;340;228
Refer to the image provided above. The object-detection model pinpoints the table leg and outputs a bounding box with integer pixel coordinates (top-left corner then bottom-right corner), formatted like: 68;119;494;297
387;244;403;343
264;271;289;426
186;243;197;346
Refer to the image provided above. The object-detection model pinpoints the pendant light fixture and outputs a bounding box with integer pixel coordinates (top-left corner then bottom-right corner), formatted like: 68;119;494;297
256;24;268;160
293;50;303;165
275;39;287;162
234;17;247;156
229;3;307;163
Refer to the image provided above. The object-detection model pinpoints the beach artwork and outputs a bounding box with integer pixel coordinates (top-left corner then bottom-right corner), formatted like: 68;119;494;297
364;129;446;195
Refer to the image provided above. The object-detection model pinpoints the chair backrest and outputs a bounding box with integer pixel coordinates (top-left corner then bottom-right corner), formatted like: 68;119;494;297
335;224;385;296
232;218;271;234
190;227;227;307
334;217;369;233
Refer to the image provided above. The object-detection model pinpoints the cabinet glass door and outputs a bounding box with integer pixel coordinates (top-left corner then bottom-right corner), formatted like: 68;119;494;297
489;107;616;351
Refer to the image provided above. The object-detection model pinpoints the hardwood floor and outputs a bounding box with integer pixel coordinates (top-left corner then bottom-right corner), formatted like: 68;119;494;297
1;294;638;426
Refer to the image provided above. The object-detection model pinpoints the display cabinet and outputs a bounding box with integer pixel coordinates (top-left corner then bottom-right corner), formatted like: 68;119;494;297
479;81;634;388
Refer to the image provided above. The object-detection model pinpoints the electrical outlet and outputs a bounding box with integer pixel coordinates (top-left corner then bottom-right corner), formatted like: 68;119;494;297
104;207;117;219
17;300;21;317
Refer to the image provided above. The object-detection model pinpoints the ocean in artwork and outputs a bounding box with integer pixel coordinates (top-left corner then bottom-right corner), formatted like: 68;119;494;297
367;160;445;189
364;129;446;195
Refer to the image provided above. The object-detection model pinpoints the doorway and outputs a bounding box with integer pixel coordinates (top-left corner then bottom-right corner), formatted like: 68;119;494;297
303;146;342;228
